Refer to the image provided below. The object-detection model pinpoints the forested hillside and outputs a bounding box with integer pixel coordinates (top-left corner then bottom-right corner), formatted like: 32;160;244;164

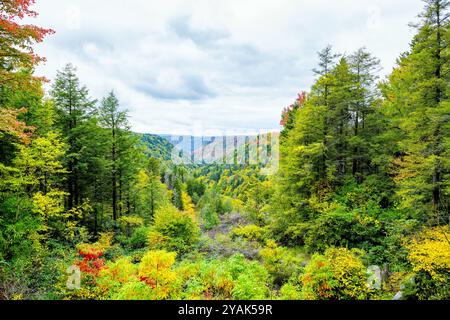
141;134;174;161
0;0;449;300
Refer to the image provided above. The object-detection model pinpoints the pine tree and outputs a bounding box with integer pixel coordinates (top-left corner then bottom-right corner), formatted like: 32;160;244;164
98;91;129;221
326;58;356;185
312;45;341;107
273;50;388;244
51;63;97;209
382;0;450;223
310;45;341;184
348;48;381;182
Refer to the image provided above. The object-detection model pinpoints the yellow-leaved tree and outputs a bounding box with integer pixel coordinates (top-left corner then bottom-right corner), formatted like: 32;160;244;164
403;226;450;300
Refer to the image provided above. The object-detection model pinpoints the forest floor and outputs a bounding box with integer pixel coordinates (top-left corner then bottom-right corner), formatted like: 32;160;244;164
201;212;263;260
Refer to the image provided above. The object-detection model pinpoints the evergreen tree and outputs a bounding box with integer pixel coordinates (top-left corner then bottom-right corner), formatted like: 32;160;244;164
348;48;381;182
312;45;341;107
98;91;129;221
382;0;450;223
273;51;387;244
51;64;97;209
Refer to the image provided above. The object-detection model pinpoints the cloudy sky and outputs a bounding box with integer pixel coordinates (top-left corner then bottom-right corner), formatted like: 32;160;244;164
31;0;424;135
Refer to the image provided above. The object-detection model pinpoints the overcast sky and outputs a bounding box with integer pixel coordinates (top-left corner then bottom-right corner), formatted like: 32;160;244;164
31;0;424;135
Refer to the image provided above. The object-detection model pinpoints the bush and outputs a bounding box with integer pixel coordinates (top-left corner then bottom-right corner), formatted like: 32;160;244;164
0;195;40;262
128;227;152;249
95;250;179;300
75;233;113;277
151;205;200;253
232;273;268;300
137;250;178;299
259;240;303;286
112;280;155;300
174;254;270;300
304;208;382;253
367;219;417;270
198;187;230;230
200;204;220;230
231;225;267;242
301;248;371;300
97;257;137;298
225;254;270;300
221;196;234;214
118;216;144;237
403;226;450;300
279;283;302;300
175;258;235;300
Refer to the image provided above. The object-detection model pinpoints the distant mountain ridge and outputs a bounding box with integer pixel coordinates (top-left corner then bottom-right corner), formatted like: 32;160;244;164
141;133;279;166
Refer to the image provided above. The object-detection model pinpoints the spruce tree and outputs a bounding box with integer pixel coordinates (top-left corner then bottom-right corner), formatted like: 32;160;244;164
51;64;96;209
98;91;129;221
382;0;450;223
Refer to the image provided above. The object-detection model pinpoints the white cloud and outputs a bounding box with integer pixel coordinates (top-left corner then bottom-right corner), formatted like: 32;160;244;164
31;0;424;135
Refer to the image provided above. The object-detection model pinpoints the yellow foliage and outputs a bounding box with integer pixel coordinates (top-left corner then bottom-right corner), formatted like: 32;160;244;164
77;232;113;257
99;258;137;285
147;229;169;249
181;191;196;220
232;224;266;242
12;294;23;300
152;205;200;252
301;248;370;300
356;214;381;228
118;215;144;228
405;226;450;282
32;190;91;242
97;232;114;250
259;240;302;283
138;250;178;299
231;199;244;212
136;169;150;188
32;191;67;219
139;250;176;276
63;286;106;301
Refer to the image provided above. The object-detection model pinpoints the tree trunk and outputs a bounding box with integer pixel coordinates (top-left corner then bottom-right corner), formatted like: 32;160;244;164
112;126;117;221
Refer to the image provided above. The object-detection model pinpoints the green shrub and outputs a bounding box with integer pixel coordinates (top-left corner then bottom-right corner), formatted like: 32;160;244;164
112;280;155;300
232;273;268;300
304;208;383;253
200;204;220;230
152;205;200;253
225;254;270;300
279;283;302;300
118;216;144;237
129;227;152;249
221;196;234;214
259;240;303;285
174;254;270;300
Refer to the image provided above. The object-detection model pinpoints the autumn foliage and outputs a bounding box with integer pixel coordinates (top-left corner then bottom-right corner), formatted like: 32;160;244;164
280;91;307;126
0;108;34;143
0;0;54;73
301;248;371;300
76;233;112;276
0;0;52;146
